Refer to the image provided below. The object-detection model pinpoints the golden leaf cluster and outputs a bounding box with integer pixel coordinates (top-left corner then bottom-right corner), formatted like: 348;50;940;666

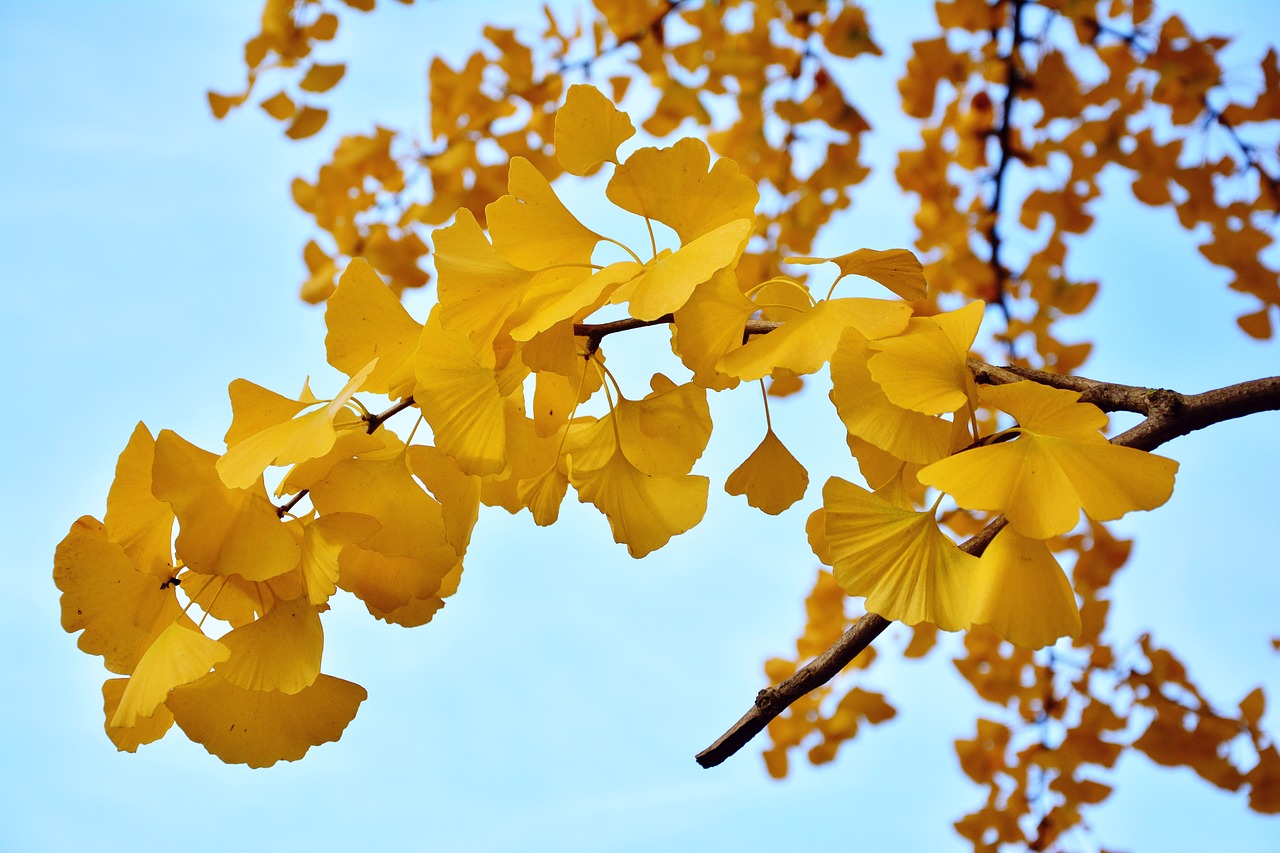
57;1;1280;847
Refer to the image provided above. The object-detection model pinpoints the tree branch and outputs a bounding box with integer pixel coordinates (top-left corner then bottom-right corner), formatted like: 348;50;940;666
695;367;1280;768
574;316;781;355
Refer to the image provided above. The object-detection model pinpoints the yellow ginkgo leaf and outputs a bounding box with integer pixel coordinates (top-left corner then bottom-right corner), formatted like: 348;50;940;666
830;327;954;465
823;477;975;631
611;218;753;321
111;621;230;728
606;137;758;243
325;258;422;399
277;420;390;497
718;297;912;381
414;311;509;477
568;446;709;558
563;376;711;478
433;208;534;346
806;507;832;566
509;261;640;342
178;569;266;628
919;382;1179;539
152;430;301;582
482;414;571;525
299;62;345;93
867;300;984;415
406;444;483;555
53;517;184;675
786;248;928;301
224;378;309;448
104;422;175;578
299;512;381;606
285;105;327;140
671;267;756;390
981;379;1108;439
102;678;174;753
488;156;602;267
365;561;463;628
969;527;1081;649
167;672;366;768
215;596;324;695
615;376;712;477
216;359;376;490
516;461;571;527
308;452;460;613
725;429;809;514
554;83;636;176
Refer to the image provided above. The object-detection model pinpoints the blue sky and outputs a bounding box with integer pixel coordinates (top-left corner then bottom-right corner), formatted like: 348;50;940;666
2;2;1279;851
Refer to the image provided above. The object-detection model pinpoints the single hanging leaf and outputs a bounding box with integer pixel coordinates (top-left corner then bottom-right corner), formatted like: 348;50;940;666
488;156;602;267
718;297;912;381
724;429;809;514
611;218;752;321
414;310;509;477
216;360;376;490
554;84;636;176
102;678;174;753
829;327;954;465
299;62;346;93
568;446;708;559
867;300;984;415
285;105;328;140
671;267;756;391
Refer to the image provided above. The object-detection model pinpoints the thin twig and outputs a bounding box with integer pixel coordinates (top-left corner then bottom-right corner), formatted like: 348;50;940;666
574;316;781;355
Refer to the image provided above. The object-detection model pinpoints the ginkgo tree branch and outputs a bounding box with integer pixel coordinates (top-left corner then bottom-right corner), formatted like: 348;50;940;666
573;316;782;355
695;367;1280;768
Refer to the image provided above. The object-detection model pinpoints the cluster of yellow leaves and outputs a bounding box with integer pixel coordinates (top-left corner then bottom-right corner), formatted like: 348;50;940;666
54;425;369;767
801;306;1178;650
61;88;1190;774
189;2;1280;844
207;0;389;138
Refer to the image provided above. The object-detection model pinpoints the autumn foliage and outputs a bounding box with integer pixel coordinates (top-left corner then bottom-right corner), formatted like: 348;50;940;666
56;0;1280;849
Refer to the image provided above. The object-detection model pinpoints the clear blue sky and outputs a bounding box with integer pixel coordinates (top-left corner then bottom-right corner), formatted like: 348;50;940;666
2;2;1278;851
